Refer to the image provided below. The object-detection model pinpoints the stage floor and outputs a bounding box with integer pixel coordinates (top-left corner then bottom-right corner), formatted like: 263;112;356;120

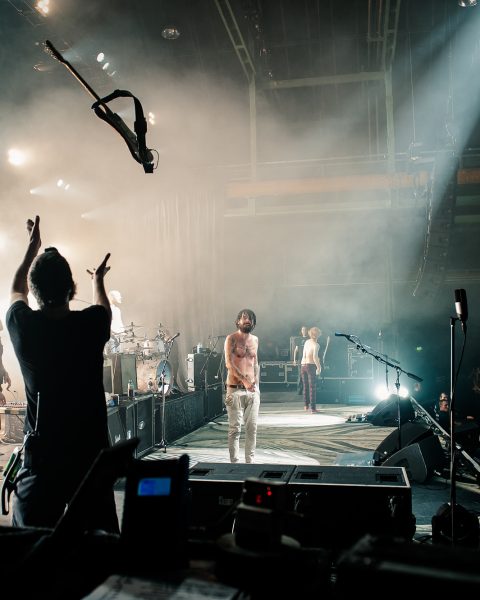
1;388;480;541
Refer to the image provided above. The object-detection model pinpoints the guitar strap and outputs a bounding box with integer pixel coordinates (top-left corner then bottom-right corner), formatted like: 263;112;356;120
43;40;156;174
91;89;154;173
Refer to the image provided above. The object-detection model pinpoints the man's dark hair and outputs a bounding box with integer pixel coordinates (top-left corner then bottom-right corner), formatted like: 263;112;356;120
235;308;256;330
28;247;76;308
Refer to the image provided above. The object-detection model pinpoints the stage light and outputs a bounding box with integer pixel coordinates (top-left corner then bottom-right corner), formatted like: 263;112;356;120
162;26;180;40
96;52;105;62
7;148;27;166
56;179;71;191
35;0;50;15
374;385;410;401
148;112;156;125
459;0;477;7
102;62;110;70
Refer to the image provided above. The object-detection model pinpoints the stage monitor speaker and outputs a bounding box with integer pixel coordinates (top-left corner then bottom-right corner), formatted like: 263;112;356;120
188;462;296;540
366;397;415;427
382;434;446;483
103;354;137;395
286;465;414;551
107;406;125;446
374;421;433;462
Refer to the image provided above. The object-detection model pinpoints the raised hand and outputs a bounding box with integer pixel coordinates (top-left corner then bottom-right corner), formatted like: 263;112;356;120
87;253;111;279
26;215;41;255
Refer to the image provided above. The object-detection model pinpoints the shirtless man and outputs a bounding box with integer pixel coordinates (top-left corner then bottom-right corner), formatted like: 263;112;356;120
224;309;260;463
301;327;321;413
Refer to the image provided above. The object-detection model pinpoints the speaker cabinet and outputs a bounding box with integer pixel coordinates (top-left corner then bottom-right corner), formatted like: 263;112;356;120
118;400;136;441
188;462;296;539
186;352;225;392
103;354;137;395
382;435;446;483
107;406;125;446
135;394;155;458
287;465;414;550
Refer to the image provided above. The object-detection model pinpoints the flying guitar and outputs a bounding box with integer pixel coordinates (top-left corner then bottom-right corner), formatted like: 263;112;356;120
43;40;156;173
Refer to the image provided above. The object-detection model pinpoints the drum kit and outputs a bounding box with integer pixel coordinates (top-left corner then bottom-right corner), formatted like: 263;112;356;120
105;322;173;395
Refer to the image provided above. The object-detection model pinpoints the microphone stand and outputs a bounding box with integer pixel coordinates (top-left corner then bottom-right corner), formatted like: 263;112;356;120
431;315;479;546
156;337;176;453
338;334;422;450
449;315;457;542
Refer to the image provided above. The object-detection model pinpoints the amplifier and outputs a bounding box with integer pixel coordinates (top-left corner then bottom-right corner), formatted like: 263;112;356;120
186;352;225;392
107;406;125;446
103;354;137;395
260;361;286;383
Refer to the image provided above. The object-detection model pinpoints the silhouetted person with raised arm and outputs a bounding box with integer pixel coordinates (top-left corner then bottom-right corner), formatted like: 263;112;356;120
6;216;119;532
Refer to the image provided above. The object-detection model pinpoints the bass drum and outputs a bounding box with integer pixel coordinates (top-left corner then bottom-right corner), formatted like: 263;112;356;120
136;358;173;395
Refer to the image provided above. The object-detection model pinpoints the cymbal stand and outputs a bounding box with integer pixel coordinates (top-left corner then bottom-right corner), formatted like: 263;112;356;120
156;337;176;453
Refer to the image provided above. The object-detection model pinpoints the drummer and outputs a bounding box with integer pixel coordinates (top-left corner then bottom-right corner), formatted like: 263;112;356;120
107;290;125;352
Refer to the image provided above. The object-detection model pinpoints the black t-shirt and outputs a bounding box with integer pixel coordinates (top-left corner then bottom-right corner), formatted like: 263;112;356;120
6;301;111;466
294;336;308;359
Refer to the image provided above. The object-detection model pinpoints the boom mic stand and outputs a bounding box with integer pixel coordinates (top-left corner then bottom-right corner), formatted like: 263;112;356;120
336;333;422;451
156;335;178;453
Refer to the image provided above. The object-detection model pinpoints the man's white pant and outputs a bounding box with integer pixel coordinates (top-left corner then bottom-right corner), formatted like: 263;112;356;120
225;389;260;463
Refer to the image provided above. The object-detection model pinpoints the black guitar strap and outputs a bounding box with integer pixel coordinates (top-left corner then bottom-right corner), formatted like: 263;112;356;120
91;89;154;173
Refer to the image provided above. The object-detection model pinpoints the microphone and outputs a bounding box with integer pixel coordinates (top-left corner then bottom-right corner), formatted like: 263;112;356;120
165;332;180;343
454;289;468;333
